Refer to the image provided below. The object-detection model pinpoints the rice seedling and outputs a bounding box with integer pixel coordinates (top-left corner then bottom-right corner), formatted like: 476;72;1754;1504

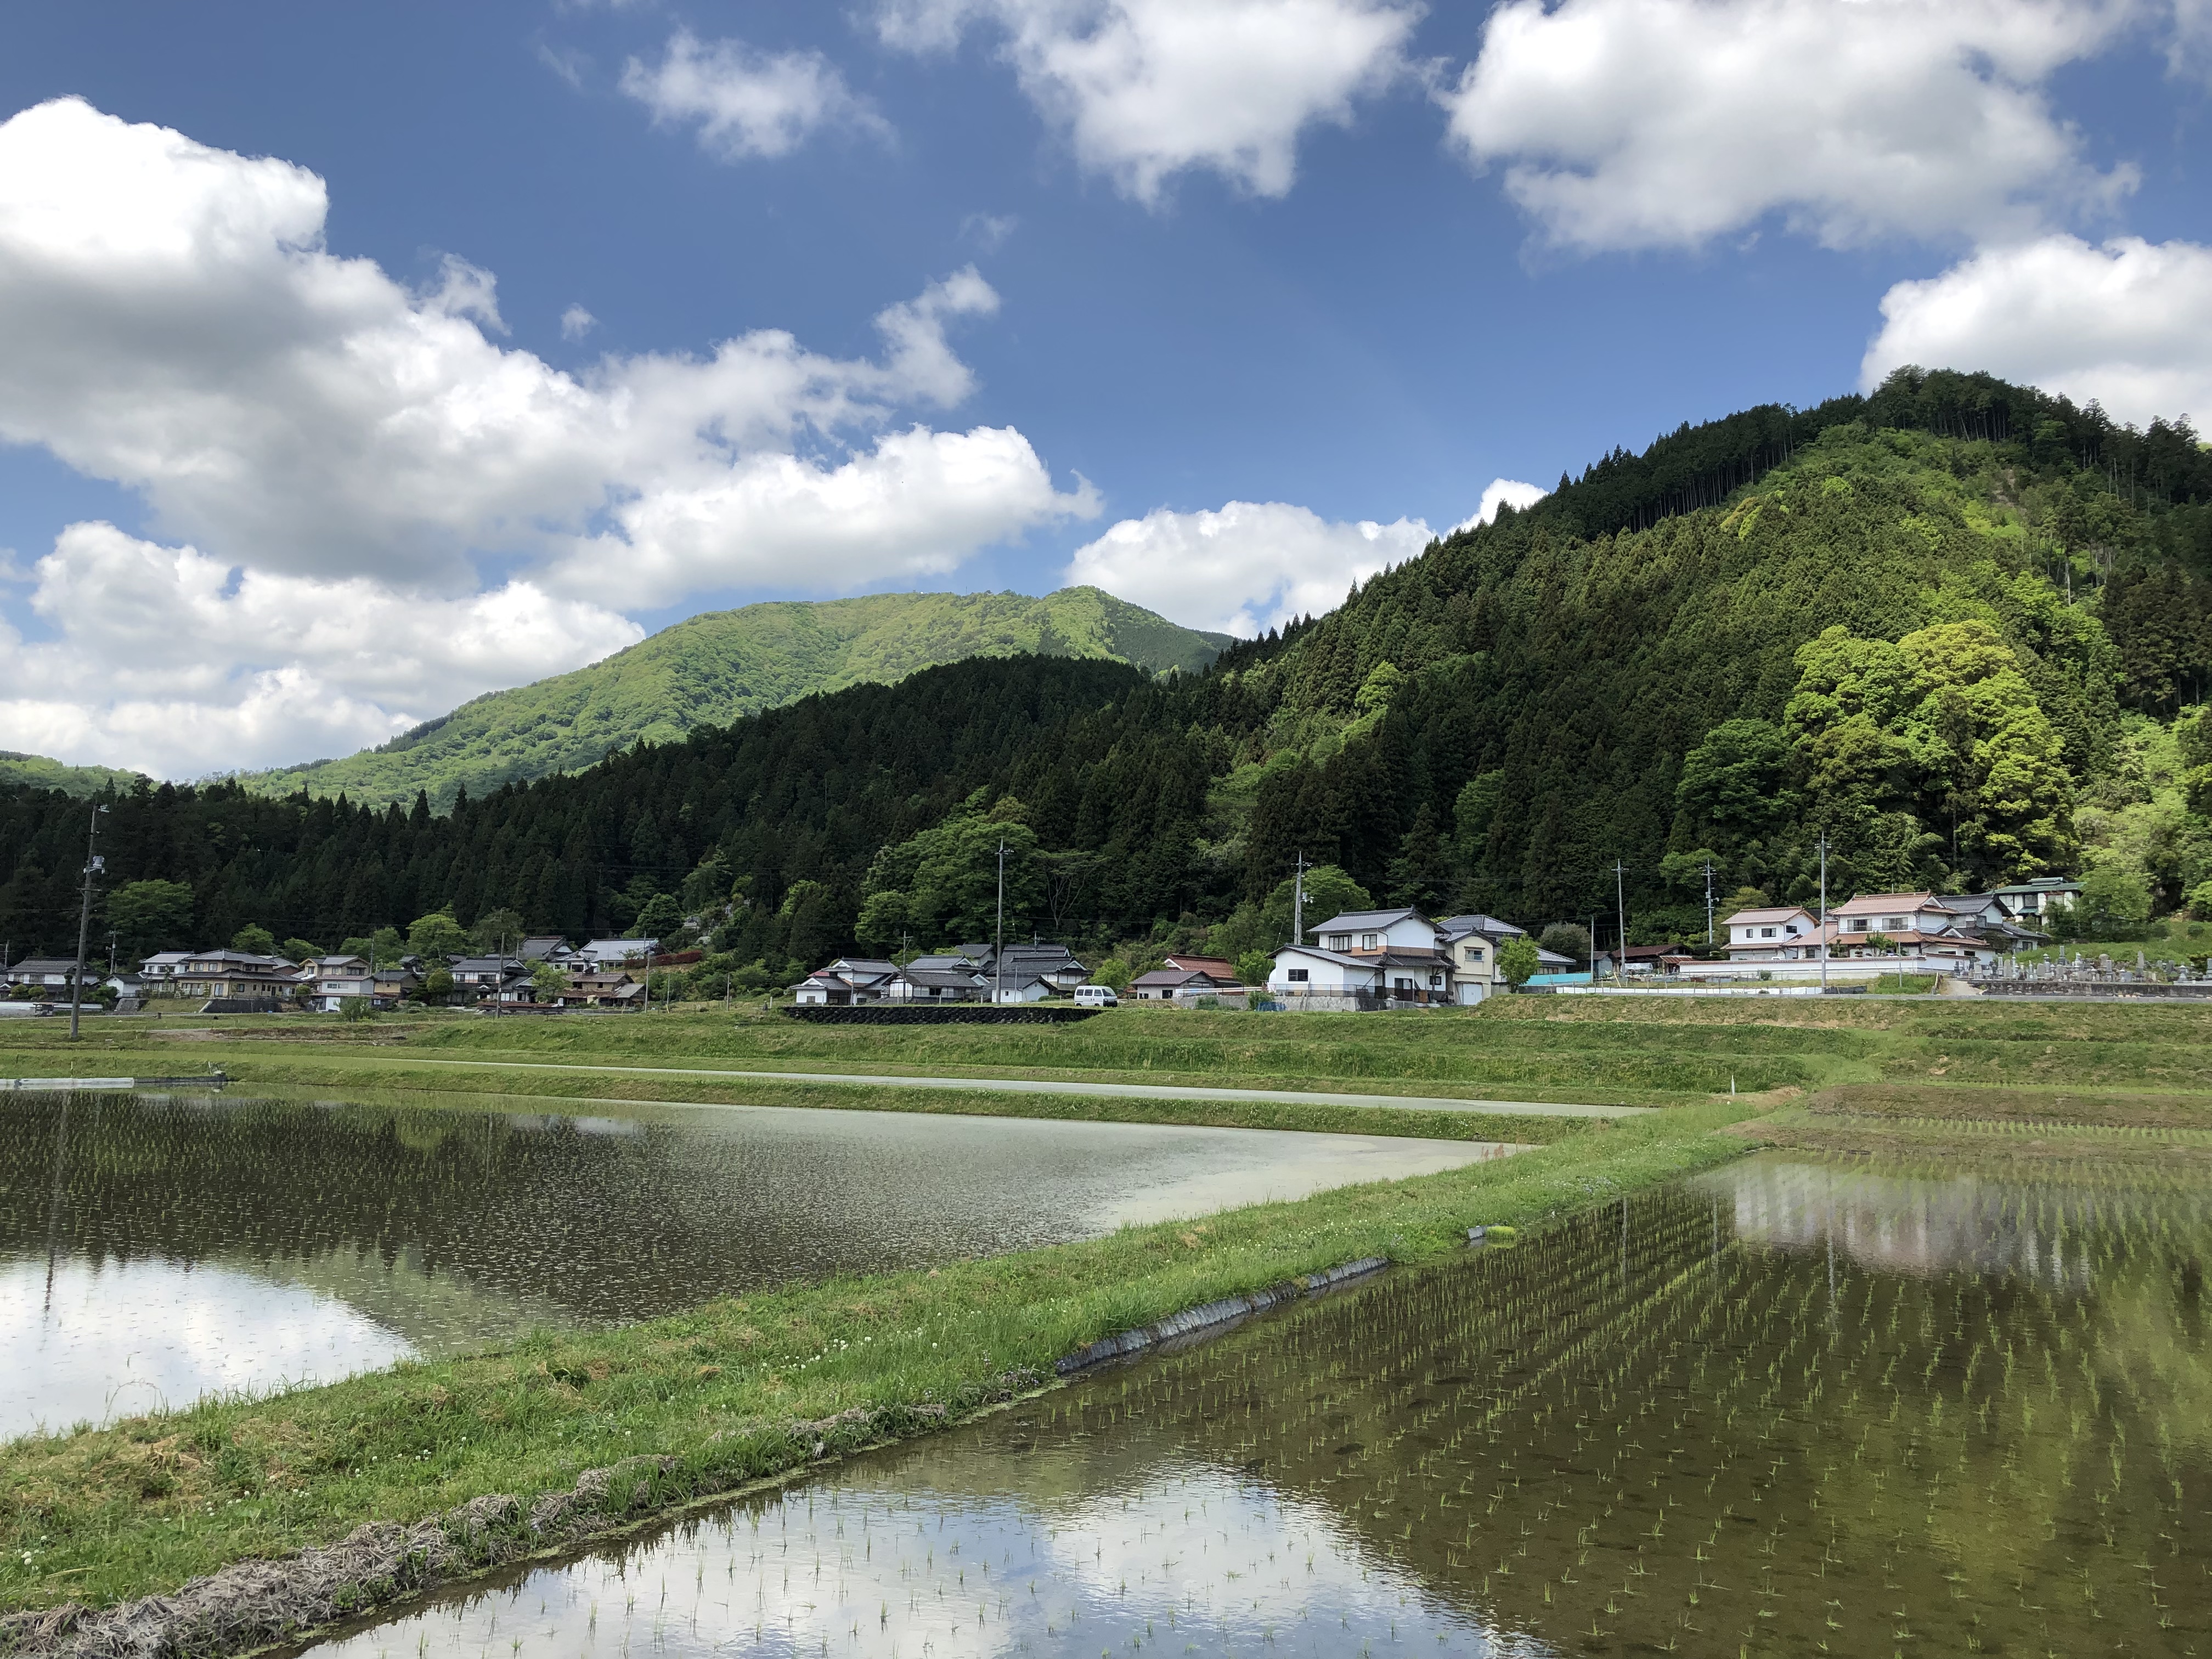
276;1149;2211;1659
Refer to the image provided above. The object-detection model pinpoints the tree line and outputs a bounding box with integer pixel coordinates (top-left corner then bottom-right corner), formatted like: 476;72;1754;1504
7;368;2212;977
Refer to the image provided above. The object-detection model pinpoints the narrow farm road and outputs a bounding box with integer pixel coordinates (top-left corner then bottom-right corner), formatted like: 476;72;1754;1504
381;1057;1654;1118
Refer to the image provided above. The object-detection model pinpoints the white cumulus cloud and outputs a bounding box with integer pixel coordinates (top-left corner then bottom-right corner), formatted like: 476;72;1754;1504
0;523;644;777
1065;500;1434;636
876;0;1422;203
1441;0;2141;252
1455;476;1547;532
0;97;1090;775
620;30;892;160
1862;234;2212;429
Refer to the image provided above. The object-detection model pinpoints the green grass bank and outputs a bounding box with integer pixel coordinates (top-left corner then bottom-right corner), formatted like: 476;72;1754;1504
0;1102;1750;1625
18;992;2212;1107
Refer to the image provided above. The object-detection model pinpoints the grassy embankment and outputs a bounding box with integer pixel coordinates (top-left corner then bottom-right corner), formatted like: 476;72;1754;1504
15;991;2212;1111
9;994;2212;1623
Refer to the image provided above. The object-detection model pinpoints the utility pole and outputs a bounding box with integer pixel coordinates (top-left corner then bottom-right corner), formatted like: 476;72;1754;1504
1291;851;1308;946
1614;861;1627;986
67;804;108;1040
1703;859;1715;946
994;839;1008;1006
1818;833;1830;994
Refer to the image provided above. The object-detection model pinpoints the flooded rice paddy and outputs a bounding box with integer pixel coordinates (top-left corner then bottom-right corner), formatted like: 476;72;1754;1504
0;1092;1513;1438
297;1151;2210;1659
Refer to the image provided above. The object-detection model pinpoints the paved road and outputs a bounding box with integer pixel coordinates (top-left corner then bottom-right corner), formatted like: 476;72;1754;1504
386;1056;1652;1119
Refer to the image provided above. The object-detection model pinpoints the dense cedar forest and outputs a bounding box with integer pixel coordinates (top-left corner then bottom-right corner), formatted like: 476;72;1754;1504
7;368;2212;976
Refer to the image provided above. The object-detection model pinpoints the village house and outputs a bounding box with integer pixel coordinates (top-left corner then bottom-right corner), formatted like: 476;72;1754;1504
1268;907;1462;1008
171;950;301;1003
794;958;902;1005
1437;915;1532;1003
138;950;193;986
1725;905;1822;962
1985;877;2084;924
885;954;991;1002
983;943;1091;996
575;938;660;969
3;957;82;991
1127;964;1244;1003
300;954;376;1012
448;955;524;995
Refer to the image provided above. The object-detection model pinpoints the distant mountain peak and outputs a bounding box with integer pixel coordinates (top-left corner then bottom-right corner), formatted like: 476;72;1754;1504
238;586;1233;809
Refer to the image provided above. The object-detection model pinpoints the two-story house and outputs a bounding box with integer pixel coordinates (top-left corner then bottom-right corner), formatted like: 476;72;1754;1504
301;954;376;1012
1269;907;1459;1008
1829;892;1993;967
1724;906;1823;962
1436;915;1530;1004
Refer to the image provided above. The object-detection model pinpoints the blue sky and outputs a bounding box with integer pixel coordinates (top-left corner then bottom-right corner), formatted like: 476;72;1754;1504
0;0;2207;776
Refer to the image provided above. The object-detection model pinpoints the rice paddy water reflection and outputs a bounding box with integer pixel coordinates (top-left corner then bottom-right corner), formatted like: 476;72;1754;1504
295;1150;2210;1658
0;1092;1513;1439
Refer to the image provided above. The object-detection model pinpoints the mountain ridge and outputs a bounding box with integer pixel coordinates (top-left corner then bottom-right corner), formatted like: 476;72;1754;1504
236;585;1233;810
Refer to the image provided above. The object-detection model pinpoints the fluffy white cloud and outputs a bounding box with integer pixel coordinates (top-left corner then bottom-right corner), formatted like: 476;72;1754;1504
0;98;1091;773
620;30;891;160
1455;476;1547;532
0;523;642;776
1862;234;2212;428
0;99;1079;586
559;303;596;341
563;425;1092;606
877;0;1421;202
1441;0;2141;252
1065;500;1433;636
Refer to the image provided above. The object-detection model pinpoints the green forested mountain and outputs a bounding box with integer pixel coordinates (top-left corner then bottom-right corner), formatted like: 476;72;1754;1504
7;369;2211;974
0;752;146;799
239;586;1233;810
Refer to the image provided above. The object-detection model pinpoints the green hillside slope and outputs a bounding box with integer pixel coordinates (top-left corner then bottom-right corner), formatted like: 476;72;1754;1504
10;370;2210;968
242;586;1232;810
0;751;146;799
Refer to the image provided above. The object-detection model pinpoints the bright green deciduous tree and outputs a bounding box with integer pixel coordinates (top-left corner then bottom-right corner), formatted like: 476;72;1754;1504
1257;864;1373;946
1497;936;1541;988
1785;619;2074;884
405;910;470;960
230;923;277;956
860;799;1041;948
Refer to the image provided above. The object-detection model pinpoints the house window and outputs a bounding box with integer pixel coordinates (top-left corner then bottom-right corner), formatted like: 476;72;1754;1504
1287;968;1309;983
1760;927;1775;939
1327;934;1351;951
1464;945;1485;963
1361;933;1379;950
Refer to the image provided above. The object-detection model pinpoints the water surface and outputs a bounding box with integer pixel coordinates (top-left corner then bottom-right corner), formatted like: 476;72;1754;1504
296;1150;2212;1658
1;1092;1510;1437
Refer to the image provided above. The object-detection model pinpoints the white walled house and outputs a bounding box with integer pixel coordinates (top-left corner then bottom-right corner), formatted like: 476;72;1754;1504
1267;944;1384;1008
1725;906;1821;962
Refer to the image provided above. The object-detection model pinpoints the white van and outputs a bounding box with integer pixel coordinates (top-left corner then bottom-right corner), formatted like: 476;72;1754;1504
1073;984;1119;1007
